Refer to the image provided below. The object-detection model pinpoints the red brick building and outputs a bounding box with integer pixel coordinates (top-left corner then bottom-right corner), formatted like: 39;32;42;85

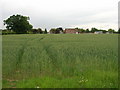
65;29;79;34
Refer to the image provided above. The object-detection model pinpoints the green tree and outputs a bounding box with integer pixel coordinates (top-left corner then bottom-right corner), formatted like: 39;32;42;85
91;28;98;33
4;14;33;34
44;28;47;34
99;29;107;33
49;28;56;34
85;29;90;33
38;28;43;34
32;29;37;34
56;27;63;34
49;27;63;34
79;28;85;33
75;27;79;30
32;28;43;34
108;29;115;33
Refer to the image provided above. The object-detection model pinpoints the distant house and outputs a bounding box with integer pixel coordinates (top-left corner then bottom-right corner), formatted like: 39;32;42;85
65;29;79;34
94;31;103;34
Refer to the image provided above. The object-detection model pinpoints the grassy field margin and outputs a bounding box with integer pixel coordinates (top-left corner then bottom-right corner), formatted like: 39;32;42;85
0;30;2;89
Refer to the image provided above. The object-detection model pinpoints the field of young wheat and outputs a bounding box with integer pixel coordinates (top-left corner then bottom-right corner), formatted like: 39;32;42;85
2;34;118;88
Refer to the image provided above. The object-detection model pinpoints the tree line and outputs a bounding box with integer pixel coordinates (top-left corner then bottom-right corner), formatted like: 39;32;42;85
2;14;120;35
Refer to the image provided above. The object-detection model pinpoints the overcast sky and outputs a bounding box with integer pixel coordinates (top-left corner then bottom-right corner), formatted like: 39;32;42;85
0;0;119;30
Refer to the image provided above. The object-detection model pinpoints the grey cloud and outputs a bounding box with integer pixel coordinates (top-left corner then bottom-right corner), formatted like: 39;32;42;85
0;0;119;30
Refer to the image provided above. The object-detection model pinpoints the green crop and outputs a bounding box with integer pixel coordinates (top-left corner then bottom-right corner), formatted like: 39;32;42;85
2;34;118;88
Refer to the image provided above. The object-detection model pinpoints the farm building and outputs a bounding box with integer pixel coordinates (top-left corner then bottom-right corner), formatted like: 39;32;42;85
65;28;79;34
94;31;103;34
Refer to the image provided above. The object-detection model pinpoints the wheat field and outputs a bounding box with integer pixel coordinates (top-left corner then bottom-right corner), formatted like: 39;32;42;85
2;34;118;88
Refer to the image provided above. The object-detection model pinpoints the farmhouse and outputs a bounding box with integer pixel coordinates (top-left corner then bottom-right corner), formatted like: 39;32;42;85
65;28;79;34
